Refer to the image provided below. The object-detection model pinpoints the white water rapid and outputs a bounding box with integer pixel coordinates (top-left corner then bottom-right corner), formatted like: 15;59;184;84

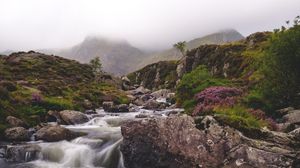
0;107;183;168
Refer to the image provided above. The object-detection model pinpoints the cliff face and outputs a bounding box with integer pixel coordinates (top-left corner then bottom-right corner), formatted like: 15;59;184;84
127;61;178;90
128;32;270;90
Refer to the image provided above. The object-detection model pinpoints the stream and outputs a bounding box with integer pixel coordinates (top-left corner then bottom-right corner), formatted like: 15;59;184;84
0;107;183;168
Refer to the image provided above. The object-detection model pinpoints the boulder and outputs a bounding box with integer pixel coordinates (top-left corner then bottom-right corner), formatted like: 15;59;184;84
277;107;295;115
4;127;30;141
46;110;64;124
150;89;171;99
117;104;129;112
143;99;166;110
5;144;41;162
289;128;300;141
103;101;118;112
35;125;81;142
6;116;28;128
121;115;300;168
282;110;300;125
59;110;89;125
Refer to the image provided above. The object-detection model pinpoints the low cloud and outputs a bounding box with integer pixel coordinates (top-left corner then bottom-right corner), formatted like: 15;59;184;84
0;0;299;51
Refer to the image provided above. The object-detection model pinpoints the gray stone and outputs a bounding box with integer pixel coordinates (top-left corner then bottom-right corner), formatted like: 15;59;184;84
6;116;28;128
59;110;89;125
35;125;81;142
121;115;300;168
283;110;300;124
4;127;30;141
5;144;41;162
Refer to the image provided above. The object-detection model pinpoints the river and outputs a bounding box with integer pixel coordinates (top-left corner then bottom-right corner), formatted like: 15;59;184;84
0;107;183;168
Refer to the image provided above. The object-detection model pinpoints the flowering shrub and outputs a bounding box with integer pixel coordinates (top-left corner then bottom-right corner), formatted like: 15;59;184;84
192;86;242;116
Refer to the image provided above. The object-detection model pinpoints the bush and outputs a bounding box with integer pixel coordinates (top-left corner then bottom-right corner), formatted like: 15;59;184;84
176;65;230;114
193;86;242;116
262;21;300;109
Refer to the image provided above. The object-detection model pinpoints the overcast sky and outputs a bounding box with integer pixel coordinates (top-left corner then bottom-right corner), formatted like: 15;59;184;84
0;0;299;52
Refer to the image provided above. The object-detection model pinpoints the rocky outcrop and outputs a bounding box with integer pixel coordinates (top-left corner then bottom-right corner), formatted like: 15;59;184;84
6;116;28;128
277;109;300;132
121;115;300;168
127;61;178;90
59;110;89;125
4;127;30;141
127;32;270;91
35;125;80;142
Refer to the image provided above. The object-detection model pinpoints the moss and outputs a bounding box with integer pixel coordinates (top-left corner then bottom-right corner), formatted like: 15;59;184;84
214;105;267;130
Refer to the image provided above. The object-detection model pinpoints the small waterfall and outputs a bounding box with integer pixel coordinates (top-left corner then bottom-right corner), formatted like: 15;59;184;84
95;139;124;168
1;107;184;168
35;141;96;168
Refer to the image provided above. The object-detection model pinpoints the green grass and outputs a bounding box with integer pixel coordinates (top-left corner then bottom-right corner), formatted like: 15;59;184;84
176;65;231;114
214;105;266;129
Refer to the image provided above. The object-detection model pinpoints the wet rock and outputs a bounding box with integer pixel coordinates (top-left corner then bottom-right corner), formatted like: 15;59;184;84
59;110;89;125
143;99;166;110
135;114;149;118
121;115;300;168
5;144;41;162
46;110;63;124
4;127;30;141
128;103;139;112
6;116;28;128
35;125;81;142
150;89;171;99
84;109;97;115
117;104;129;112
103;101;118;112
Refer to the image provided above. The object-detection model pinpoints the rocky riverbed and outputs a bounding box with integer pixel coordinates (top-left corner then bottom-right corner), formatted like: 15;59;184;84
1;87;300;168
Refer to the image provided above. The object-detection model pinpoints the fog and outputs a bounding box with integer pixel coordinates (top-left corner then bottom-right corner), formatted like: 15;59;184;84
0;0;299;52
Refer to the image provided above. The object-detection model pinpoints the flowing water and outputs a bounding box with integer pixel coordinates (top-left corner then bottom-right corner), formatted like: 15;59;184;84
0;107;183;168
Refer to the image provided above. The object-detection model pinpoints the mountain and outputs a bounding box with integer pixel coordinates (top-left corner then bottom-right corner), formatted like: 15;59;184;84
135;29;244;70
0;50;15;55
1;29;244;76
53;37;146;76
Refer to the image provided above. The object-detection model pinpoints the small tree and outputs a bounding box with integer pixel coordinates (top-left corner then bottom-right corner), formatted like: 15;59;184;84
173;41;186;57
90;56;102;74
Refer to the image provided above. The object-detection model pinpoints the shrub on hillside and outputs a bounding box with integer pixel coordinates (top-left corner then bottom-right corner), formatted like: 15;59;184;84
176;65;230;114
262;19;300;109
192;86;242;116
